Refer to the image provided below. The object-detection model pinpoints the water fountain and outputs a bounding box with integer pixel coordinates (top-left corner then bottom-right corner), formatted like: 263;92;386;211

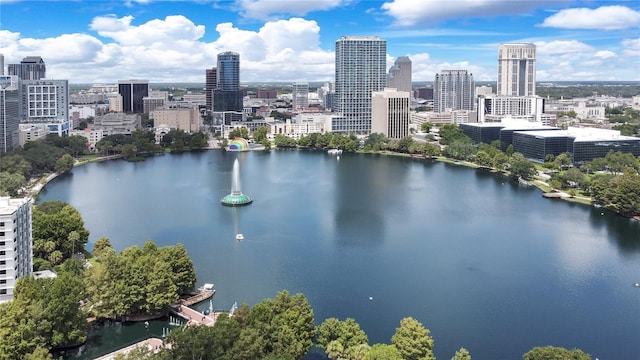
221;159;252;206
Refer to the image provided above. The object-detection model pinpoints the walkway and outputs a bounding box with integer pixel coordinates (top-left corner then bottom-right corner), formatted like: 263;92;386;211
172;304;219;327
179;289;214;306
93;337;164;360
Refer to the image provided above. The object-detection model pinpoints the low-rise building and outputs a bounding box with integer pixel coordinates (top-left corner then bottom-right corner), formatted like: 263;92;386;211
92;113;140;135
152;106;200;133
69;128;104;151
18;123;49;146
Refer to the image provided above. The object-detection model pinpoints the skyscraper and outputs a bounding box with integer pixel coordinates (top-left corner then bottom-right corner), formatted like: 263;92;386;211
334;36;387;134
371;88;410;139
118;80;149;113
0;196;33;304
433;70;475;113
213;52;243;122
205;68;217;114
0;54;4;76
8;56;46;80
0;76;19;153
497;43;536;96
292;82;309;110
387;56;412;94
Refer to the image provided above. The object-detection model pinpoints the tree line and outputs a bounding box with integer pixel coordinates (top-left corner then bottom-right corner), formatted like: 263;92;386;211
112;292;590;360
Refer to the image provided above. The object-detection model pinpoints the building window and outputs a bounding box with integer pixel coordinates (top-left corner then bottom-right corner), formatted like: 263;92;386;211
0;289;6;294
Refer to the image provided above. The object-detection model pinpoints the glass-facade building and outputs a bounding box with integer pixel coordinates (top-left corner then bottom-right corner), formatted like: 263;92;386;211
513;129;640;164
118;80;149;113
334;36;387;134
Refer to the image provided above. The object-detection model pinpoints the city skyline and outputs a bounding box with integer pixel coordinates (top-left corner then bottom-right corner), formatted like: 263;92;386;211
0;0;639;83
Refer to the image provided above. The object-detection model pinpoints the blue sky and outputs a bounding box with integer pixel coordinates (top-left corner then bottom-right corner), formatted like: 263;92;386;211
1;0;639;83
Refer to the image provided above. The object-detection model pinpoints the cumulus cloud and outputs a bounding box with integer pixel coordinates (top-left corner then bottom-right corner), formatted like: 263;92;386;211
622;37;640;57
540;5;640;30
0;16;336;83
237;0;344;20
534;40;593;55
405;52;493;82
593;50;616;59
381;0;562;26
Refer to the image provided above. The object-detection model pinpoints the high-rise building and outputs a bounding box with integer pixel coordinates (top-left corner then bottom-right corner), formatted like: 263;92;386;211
0;196;33;304
205;68;217;114
0;76;19;153
434;70;475;113
292;82;309;110
334;36;387;134
213;52;243;123
387;56;412;94
371;88;410;139
497;43;536;96
18;79;70;135
118;80;149;113
0;54;4;76
8;56;46;80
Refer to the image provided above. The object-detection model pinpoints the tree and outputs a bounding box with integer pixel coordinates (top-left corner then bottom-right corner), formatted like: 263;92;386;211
391;317;435;360
161;243;196;295
32;201;90;261
253;126;268;144
443;141;476;161
55;154;75;173
366;344;402;360
316;317;369;351
451;347;471;360
474;150;493;168
274;134;297;148
397;136;414;153
439;124;471;145
189;132;209;150
509;153;536;180
523;346;590;360
0;172;27;197
0;154;32;178
420;122;433;133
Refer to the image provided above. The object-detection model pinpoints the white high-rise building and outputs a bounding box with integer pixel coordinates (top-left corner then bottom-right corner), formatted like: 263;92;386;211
0;196;33;304
18;79;70;135
497;43;536;96
334;36;387;134
292;82;309;110
372;88;410;140
387;56;412;94
434;70;475;113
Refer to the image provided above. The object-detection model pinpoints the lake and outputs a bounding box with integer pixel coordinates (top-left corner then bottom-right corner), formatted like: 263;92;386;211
39;150;640;360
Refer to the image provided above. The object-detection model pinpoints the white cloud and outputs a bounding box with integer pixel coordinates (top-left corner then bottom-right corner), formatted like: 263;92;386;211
622;37;640;58
593;50;616;59
381;0;560;26
534;40;593;55
540;5;640;30
237;0;344;20
90;15;206;46
404;52;493;82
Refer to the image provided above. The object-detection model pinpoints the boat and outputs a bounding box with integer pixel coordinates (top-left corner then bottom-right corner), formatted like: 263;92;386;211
327;149;342;155
236;233;244;241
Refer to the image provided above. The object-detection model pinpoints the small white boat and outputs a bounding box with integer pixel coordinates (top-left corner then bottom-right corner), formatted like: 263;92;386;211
236;233;244;241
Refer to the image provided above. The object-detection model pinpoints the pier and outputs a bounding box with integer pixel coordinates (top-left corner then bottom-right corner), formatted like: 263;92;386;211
93;337;164;360
171;304;219;327
179;285;215;307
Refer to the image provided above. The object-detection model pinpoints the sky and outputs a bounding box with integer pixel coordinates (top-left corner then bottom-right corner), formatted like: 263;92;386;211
0;0;639;84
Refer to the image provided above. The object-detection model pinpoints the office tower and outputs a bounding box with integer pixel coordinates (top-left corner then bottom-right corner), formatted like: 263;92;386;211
8;56;46;80
0;76;19;152
0;54;4;75
434;70;475;113
387;56;412;94
497;43;536;96
292;82;309;110
0;196;33;304
18;79;70;135
334;36;387;134
371;88;410;139
118;80;149;113
213;52;243;123
205;68;217;114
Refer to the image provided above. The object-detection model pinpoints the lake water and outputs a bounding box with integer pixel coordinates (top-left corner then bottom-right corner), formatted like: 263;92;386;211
39;150;640;360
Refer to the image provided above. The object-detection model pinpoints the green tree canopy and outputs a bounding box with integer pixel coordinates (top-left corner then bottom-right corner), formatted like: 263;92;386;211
33;201;90;262
523;345;591;360
391;317;435;360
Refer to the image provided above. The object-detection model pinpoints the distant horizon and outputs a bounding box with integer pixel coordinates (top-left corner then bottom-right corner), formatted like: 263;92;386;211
2;1;639;83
